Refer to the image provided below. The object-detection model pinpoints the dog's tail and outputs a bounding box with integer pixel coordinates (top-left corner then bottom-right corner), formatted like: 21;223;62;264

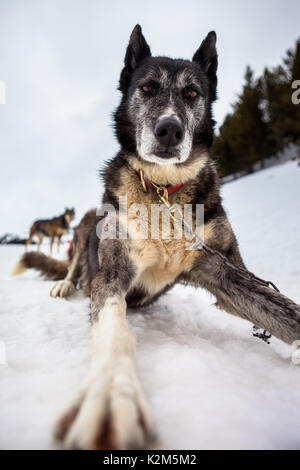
12;252;68;280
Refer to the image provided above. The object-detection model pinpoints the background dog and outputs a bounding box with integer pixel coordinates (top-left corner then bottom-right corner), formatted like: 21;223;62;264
25;207;75;254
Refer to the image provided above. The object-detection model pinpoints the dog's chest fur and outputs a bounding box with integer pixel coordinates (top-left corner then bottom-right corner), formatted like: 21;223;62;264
116;166;214;295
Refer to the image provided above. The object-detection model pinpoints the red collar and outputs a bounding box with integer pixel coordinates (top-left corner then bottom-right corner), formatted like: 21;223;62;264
136;170;185;195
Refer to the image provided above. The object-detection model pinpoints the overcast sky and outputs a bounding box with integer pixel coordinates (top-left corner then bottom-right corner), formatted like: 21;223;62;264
0;0;299;234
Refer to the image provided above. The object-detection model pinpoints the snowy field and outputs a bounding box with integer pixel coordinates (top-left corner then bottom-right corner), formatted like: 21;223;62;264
0;161;300;450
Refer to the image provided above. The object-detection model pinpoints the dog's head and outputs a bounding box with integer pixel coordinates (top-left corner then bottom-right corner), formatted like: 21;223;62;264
115;25;217;166
64;207;75;222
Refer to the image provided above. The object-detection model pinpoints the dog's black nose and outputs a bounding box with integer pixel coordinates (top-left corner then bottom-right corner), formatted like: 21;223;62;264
154;118;183;148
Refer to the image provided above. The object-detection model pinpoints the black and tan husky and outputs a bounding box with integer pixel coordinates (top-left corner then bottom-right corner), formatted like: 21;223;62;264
13;26;300;449
25;208;75;254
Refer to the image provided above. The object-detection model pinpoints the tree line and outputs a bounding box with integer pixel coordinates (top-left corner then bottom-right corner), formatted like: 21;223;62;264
212;39;300;177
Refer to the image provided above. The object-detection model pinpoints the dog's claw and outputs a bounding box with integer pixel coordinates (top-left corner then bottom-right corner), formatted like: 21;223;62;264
53;380;156;450
50;280;75;298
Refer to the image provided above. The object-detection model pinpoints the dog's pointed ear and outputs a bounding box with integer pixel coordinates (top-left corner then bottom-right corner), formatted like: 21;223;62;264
193;31;218;100
119;25;151;93
125;24;151;71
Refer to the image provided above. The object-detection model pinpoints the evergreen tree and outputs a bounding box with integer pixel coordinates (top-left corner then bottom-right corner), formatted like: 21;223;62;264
213;38;300;177
213;67;271;175
258;39;300;146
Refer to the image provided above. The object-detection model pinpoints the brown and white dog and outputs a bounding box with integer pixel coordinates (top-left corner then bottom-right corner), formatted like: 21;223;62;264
25;208;75;254
13;25;300;449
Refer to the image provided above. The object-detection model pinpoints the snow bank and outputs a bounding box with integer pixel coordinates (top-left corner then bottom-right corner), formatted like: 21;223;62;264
0;161;300;449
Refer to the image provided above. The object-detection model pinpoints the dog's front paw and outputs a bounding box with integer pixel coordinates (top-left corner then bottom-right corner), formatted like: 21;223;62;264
53;377;156;450
50;280;75;298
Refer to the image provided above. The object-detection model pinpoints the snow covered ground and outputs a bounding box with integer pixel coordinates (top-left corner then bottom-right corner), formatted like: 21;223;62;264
0;161;300;450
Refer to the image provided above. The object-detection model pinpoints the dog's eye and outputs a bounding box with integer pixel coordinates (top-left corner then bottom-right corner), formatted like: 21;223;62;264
185;88;198;99
140;84;155;96
142;85;151;93
140;82;159;96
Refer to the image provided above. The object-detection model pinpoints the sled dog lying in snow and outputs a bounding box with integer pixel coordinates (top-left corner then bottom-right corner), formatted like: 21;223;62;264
25;208;75;254
13;25;300;449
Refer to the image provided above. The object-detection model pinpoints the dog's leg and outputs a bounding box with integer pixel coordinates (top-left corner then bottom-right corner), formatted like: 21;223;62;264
57;235;62;254
25;224;36;251
37;234;44;252
187;253;300;345
50;249;80;298
25;231;36;251
25;235;33;252
54;240;155;449
51;210;98;298
49;236;54;256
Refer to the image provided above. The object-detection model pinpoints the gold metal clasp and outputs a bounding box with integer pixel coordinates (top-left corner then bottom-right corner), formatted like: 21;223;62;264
156;185;170;207
139;169;148;193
